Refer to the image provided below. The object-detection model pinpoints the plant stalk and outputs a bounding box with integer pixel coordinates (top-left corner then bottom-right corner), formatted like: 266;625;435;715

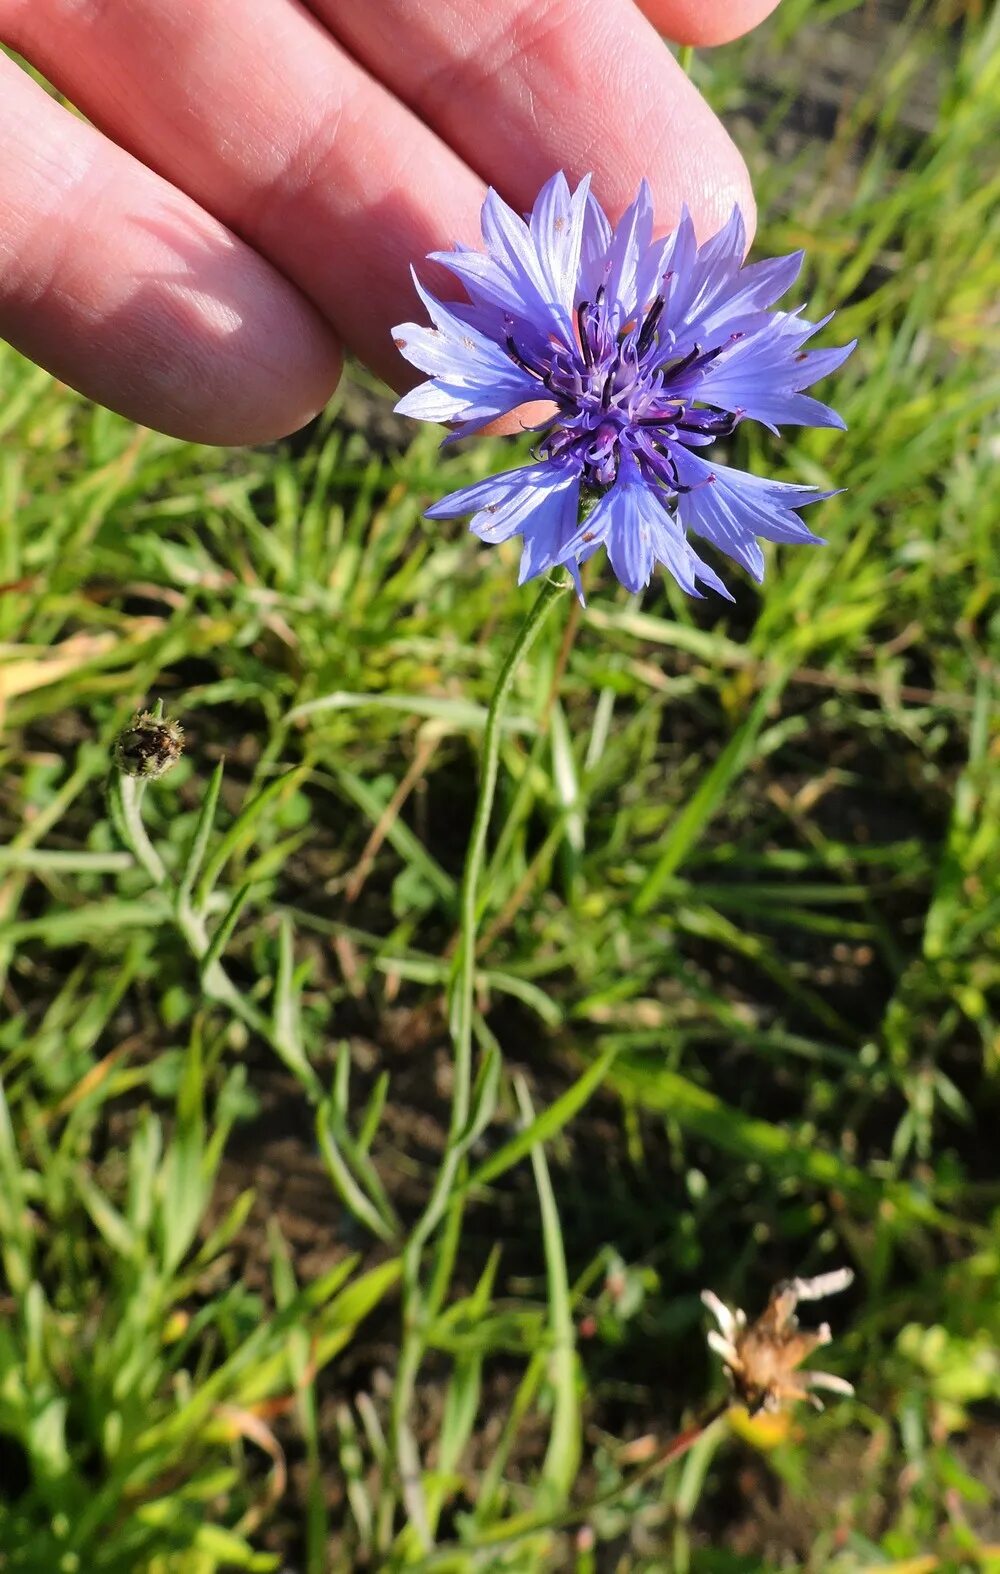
447;573;567;1132
389;573;568;1554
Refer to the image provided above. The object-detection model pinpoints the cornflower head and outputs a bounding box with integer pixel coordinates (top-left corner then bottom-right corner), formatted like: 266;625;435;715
113;708;184;780
393;174;854;601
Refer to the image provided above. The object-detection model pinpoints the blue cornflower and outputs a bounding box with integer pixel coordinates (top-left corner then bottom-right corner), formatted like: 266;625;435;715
393;173;854;601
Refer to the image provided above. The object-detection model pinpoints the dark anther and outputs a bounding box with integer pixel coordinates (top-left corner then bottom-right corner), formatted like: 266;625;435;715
669;341;703;378
636;296;665;357
705;411;741;436
669;339;730;380
637;405;683;427
577;300;593;366
677;408;741;438
664;457;713;497
601;353;621;409
506;334;541;379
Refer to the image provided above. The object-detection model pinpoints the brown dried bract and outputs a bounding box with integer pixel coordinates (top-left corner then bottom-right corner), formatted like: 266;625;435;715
702;1268;855;1415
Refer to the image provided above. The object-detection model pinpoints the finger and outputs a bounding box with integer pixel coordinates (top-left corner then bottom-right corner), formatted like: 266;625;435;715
635;0;782;46
0;58;340;442
5;0;755;411
317;0;756;239
4;0;487;391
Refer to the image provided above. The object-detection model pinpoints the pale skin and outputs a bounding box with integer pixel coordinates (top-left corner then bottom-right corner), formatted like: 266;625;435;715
0;0;781;445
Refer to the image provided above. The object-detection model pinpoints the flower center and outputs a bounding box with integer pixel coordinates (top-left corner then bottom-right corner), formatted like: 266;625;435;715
506;294;742;494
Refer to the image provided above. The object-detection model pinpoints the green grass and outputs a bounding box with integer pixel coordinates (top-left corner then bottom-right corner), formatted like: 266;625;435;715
2;1;1000;1569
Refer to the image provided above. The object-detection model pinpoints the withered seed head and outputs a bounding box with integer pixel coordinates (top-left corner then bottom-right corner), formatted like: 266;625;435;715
113;710;185;780
702;1267;855;1415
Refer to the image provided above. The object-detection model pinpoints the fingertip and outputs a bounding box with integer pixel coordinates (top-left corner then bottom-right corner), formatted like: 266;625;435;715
2;207;344;446
125;258;344;445
641;0;783;46
570;14;758;250
701;135;757;247
643;64;757;247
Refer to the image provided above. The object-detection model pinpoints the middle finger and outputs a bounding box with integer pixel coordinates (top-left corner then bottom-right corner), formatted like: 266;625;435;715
317;0;754;239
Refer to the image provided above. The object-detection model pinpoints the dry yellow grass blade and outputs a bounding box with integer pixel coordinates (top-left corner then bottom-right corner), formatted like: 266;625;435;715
0;619;164;726
0;632;121;700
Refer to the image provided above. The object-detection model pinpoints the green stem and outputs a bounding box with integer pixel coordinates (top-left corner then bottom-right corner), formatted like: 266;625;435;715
112;775;167;885
388;574;568;1557
447;574;566;1131
109;774;284;1051
678;42;695;75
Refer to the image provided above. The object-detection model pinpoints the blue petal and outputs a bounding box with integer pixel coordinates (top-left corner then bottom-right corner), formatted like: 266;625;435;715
392;272;542;425
672;447;832;581
445;184;581;345
394;383;479;424
602;474;657;594
685;205;747;296
394;377;537;428
427;460;571;527
656;205;699;316
528;172;592;326
671;249;805;357
578;190;614;300
646;505;733;600
515;477;585;583
659;206;744;343
601;180;655;324
557;458;733;599
683;311;856;429
725;249;805;310
427;185;577;351
426;461;583;592
425;243;518;317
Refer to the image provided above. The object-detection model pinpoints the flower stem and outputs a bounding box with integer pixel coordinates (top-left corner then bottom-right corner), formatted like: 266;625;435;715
678;42;695;74
387;574;567;1555
447;573;567;1131
112;774;166;886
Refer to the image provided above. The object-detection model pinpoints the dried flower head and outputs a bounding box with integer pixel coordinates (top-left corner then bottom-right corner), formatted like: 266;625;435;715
113;710;185;780
702;1267;855;1415
394;173;854;600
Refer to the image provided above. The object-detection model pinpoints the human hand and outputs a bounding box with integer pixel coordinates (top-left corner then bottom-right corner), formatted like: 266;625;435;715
0;0;780;444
